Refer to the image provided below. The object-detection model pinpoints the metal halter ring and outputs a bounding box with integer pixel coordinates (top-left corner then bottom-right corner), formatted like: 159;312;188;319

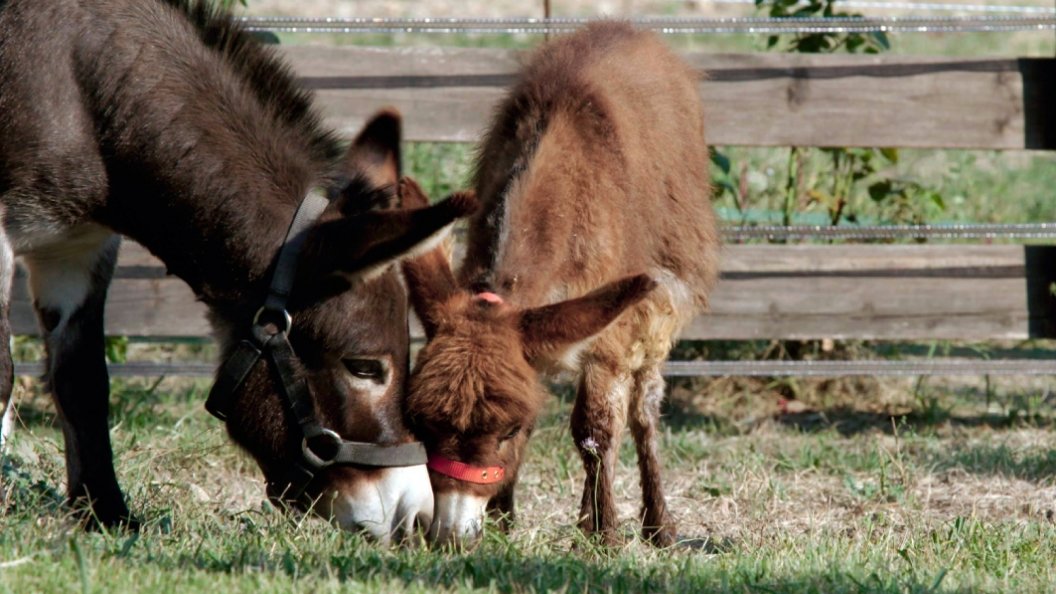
302;428;343;469
253;306;293;335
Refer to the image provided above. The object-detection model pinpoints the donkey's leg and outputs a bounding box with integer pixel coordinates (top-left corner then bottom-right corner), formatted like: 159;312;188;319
571;360;631;546
629;364;677;547
0;223;15;453
23;233;130;528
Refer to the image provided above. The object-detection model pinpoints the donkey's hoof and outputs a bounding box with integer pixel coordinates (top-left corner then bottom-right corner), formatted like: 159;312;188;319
88;513;141;533
642;523;678;548
70;498;141;532
574;525;627;549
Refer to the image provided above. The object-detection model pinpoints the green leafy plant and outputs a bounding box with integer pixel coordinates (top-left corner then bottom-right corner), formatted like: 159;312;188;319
712;1;947;229
756;0;890;54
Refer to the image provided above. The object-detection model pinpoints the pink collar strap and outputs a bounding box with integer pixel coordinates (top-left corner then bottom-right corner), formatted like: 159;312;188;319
427;453;506;484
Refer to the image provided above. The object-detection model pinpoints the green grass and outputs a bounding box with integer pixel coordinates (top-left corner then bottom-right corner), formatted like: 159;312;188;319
2;375;1055;593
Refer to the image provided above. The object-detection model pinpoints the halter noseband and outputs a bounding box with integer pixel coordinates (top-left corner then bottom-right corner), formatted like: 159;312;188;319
205;189;427;501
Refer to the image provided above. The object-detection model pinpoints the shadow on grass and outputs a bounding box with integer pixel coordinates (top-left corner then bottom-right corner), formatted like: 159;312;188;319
927;443;1056;483
151;538;941;594
0;455;65;514
772;407;1056;437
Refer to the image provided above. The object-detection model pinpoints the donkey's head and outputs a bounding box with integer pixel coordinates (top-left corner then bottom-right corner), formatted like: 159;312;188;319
399;183;655;546
213;112;475;544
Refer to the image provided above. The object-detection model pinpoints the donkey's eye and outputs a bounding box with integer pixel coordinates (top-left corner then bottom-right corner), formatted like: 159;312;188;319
343;358;385;381
500;426;521;442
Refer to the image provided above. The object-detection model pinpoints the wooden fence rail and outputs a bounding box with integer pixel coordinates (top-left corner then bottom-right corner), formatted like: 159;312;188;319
280;46;1056;150
9;242;1056;341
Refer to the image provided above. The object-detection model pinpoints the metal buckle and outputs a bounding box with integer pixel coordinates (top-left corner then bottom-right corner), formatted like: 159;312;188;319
301;428;343;469
253;306;292;335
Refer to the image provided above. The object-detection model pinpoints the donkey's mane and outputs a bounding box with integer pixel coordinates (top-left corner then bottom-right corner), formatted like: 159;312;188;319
463;22;632;290
160;0;342;165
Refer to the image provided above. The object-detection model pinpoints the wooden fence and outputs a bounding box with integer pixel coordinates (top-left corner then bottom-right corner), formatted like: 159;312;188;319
10;46;1056;374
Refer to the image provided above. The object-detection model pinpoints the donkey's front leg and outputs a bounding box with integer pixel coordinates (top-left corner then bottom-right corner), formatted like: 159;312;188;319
571;360;631;546
24;233;133;528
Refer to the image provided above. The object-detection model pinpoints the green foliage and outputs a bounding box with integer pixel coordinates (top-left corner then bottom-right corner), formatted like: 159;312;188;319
711;0;948;229
105;336;129;364
756;0;890;54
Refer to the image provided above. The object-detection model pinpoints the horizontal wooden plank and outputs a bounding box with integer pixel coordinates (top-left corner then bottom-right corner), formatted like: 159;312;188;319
8;243;1055;341
278;46;1055;150
691;244;1056;340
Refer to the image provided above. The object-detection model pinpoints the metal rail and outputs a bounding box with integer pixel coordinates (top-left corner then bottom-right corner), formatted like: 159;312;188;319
11;359;1056;378
663;359;1056;376
722;222;1056;241
239;15;1056;35
711;0;1056;15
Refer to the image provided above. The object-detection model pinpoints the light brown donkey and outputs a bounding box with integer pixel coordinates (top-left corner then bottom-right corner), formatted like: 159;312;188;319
402;22;720;547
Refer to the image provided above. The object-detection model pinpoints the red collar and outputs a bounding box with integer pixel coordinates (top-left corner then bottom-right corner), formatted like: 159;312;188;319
427;453;506;484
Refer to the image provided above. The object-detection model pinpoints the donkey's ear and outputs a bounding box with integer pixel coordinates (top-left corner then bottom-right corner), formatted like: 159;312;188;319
305;191;477;281
519;274;657;365
344;108;402;189
400;178;467;339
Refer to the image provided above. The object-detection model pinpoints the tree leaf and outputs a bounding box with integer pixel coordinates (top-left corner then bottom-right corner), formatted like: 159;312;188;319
868;181;892;202
711;150;732;175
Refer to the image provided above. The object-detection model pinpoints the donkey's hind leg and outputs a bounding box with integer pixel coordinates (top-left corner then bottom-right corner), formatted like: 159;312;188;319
629;364;677;547
23;231;131;528
0;221;16;452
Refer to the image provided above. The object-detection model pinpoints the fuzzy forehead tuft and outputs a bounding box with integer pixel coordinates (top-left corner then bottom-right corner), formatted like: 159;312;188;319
407;314;545;435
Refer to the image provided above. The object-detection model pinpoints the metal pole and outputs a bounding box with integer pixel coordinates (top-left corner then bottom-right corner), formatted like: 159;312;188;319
544;0;551;40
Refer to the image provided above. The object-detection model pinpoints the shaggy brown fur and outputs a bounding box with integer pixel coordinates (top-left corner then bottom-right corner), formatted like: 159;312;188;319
403;22;720;546
0;0;472;532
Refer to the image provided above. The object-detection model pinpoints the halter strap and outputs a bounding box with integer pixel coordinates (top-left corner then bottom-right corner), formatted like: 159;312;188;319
206;189;427;501
427;453;506;485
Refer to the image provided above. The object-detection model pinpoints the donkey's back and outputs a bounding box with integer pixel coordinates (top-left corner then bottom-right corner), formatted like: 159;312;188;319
464;22;719;321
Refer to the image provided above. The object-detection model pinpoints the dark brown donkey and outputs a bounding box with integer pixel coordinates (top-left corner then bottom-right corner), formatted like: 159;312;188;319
402;22;720;547
0;0;475;542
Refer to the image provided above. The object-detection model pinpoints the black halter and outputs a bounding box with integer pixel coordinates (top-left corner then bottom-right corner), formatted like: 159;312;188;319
205;189;427;501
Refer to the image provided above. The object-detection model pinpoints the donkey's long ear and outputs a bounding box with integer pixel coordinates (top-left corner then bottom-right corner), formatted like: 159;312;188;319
305;190;477;280
519;274;657;365
400;178;465;339
343;108;401;190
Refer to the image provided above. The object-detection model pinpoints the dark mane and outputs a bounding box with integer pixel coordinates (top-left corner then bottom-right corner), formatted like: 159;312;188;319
160;0;342;165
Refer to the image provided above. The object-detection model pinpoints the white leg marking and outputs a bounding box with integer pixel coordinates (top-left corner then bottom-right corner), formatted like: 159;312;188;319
0;219;15;452
0;397;14;452
23;227;113;329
